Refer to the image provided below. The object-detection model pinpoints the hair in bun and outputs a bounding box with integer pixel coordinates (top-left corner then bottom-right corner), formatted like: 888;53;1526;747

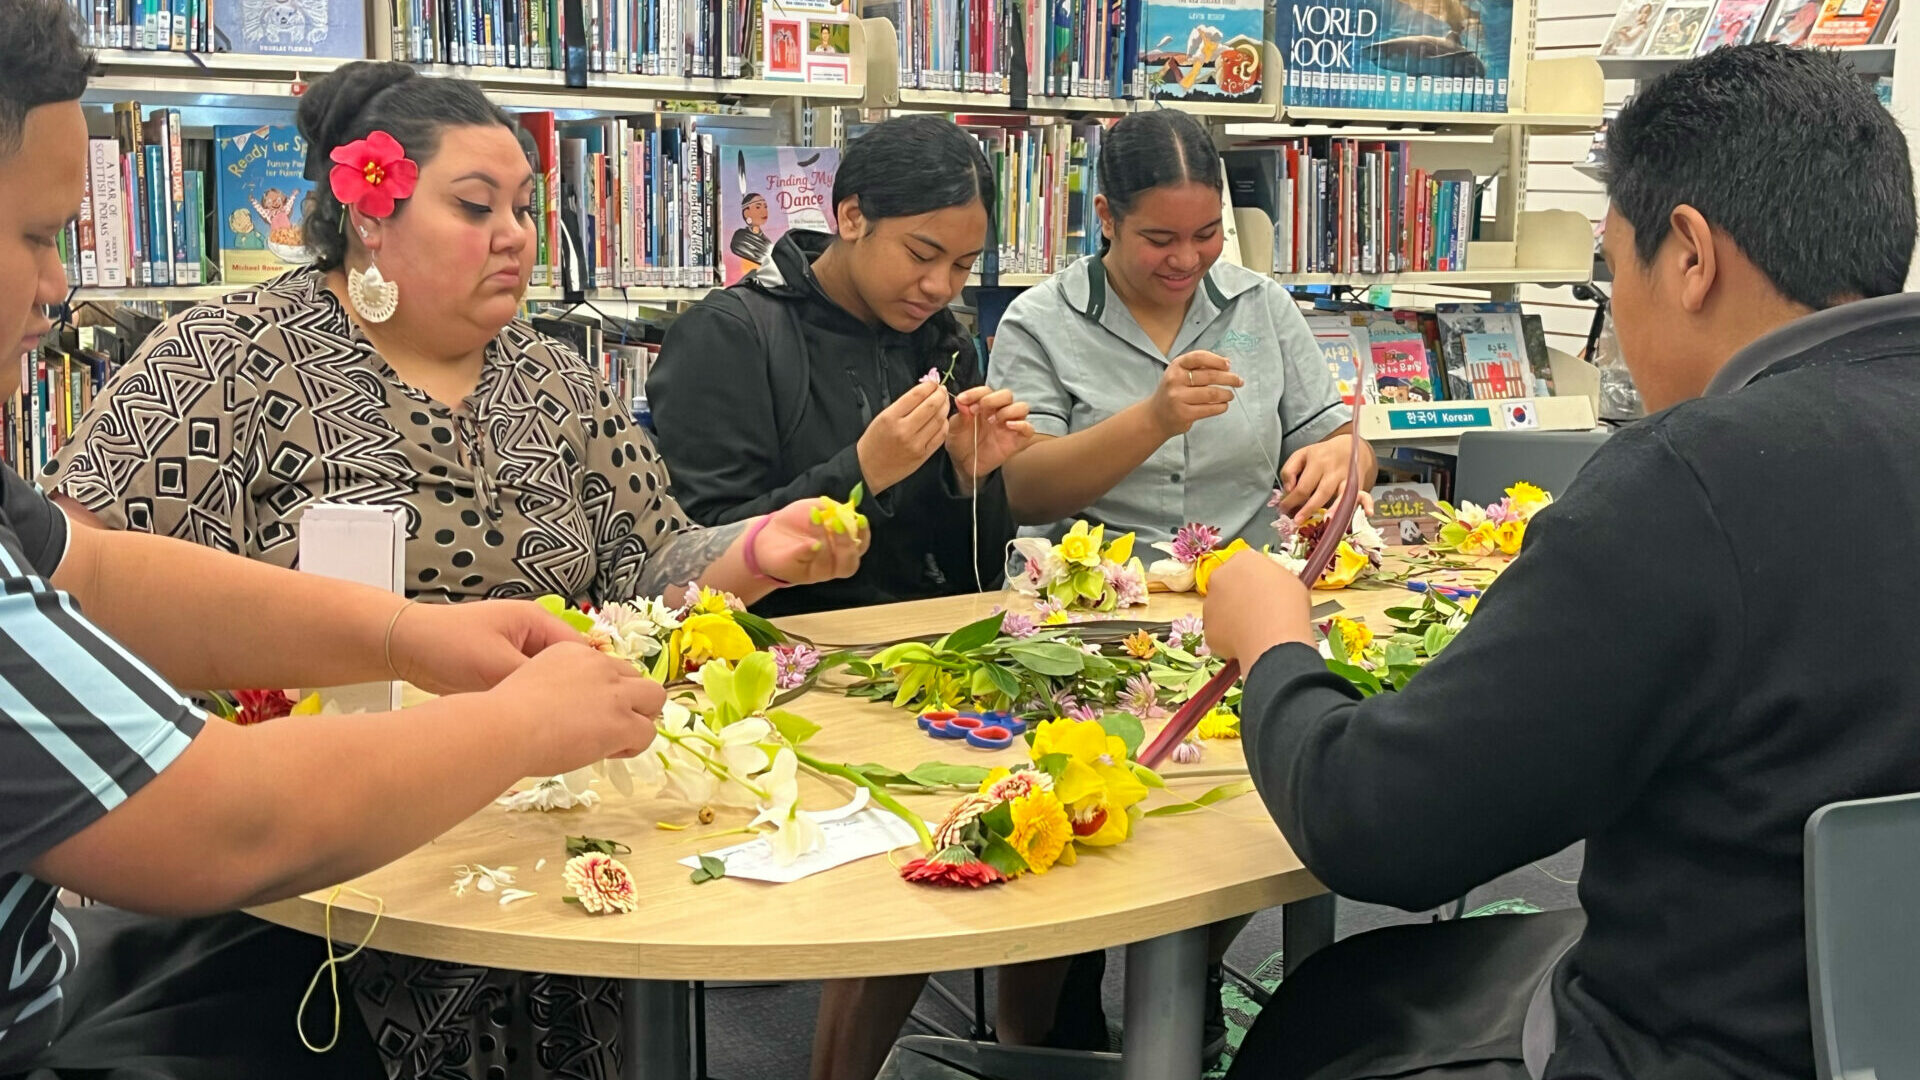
296;61;514;270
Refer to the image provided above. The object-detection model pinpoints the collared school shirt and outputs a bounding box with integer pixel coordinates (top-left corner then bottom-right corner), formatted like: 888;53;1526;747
990;254;1349;545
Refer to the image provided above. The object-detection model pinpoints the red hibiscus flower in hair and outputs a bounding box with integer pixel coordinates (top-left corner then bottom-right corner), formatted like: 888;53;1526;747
329;131;419;218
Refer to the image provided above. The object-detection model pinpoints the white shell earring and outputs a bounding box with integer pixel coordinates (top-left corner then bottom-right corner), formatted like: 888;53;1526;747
347;254;399;323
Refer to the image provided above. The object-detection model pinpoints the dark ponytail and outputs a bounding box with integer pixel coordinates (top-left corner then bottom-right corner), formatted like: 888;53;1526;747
1095;110;1222;253
833;115;996;369
296;61;515;270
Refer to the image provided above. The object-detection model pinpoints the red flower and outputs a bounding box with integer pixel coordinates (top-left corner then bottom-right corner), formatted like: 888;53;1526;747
233;689;295;726
328;131;419;218
900;851;1005;888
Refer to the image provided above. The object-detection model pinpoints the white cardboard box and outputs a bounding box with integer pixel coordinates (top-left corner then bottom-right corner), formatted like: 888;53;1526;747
297;504;407;713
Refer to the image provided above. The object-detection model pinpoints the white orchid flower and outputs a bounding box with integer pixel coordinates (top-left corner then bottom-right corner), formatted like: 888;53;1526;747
717;716;773;777
750;748;824;864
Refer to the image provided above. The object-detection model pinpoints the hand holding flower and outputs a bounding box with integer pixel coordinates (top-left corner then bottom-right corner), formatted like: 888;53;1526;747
753;497;869;586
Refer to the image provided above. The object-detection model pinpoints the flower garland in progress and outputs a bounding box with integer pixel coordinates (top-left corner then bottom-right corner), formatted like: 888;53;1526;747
1007;521;1149;616
1143;502;1388;595
1429;482;1553;557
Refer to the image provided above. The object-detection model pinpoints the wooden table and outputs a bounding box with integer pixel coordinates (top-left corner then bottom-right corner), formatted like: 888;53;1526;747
251;578;1452;1080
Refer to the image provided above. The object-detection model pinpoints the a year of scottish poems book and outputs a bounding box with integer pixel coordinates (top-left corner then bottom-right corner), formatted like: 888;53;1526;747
1141;0;1265;105
717;145;839;285
1282;0;1513;113
1642;0;1712;56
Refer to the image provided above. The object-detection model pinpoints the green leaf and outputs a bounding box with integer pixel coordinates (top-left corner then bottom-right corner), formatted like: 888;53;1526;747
1078;654;1118;681
893;665;930;709
732;651;778;716
734;611;785;650
767;709;822;747
848;762;915;787
979;836;1029;878
848;482;864;509
1324;658;1382;695
1423;623;1453;658
1158;645;1200;666
1099;712;1146;758
1005;642;1087;677
1383;641;1417;670
906;762;995;789
1150;667;1199;690
566;834;633;857
1131;762;1166;789
1033;752;1071;783
979;800;1016;837
980;662;1022;703
1144;779;1257;818
1324;627;1351;664
690;854;727;884
939;612;1007;655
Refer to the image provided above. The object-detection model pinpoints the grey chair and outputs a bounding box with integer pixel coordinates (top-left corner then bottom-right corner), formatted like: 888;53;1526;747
1804;792;1920;1080
1452;429;1612;507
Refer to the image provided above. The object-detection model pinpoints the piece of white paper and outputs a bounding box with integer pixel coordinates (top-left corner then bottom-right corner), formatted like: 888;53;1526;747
677;804;921;884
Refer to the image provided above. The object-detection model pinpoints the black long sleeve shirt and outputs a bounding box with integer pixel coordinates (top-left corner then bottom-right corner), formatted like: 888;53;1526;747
647;231;1017;617
1241;292;1920;1080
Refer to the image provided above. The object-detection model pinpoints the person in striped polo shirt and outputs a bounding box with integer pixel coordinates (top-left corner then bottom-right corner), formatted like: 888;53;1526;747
0;2;668;1073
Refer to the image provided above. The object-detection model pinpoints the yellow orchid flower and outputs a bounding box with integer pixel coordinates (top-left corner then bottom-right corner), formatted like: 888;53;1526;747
690;587;734;616
1196;709;1241;740
1495;520;1526;556
1504;482;1552;518
290;692;323;716
1460;522;1499;557
671;613;755;671
1193;538;1253;596
1057;520;1105;568
1102;530;1136;566
1318;540;1371;589
811;483;870;536
1030;719;1150;847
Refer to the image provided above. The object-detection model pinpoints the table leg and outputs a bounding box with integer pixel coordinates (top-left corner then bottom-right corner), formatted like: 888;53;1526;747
1282;893;1336;977
1122;925;1209;1080
622;979;692;1080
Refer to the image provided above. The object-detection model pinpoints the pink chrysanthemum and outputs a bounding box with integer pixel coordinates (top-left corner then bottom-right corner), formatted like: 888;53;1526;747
1170;522;1222;565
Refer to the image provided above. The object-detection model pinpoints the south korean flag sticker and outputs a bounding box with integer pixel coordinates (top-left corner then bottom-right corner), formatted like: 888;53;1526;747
1505;400;1539;429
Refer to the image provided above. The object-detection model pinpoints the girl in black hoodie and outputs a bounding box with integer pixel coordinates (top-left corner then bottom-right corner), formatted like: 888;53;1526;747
647;116;1032;617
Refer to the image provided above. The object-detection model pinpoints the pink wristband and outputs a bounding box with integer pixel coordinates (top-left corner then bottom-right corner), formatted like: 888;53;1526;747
742;515;793;586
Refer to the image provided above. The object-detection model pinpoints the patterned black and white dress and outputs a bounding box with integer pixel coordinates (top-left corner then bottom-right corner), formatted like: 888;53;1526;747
44;267;692;1079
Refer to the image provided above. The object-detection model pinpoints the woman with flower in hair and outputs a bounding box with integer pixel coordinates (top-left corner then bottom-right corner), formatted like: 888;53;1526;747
45;60;868;1080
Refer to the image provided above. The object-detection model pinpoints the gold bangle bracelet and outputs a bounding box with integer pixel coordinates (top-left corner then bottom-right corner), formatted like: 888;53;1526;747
383;598;419;682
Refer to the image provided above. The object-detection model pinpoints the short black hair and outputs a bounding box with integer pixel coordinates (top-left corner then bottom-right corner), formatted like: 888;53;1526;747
0;0;98;158
1608;43;1914;308
297;61;515;270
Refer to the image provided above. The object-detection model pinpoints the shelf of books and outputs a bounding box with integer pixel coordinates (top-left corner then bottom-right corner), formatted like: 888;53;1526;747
1279;58;1606;131
1236;206;1594;287
1597;43;1895;78
1594;0;1897;72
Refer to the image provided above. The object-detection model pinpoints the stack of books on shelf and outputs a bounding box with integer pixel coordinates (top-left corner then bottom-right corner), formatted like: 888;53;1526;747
6;324;141;481
1304;301;1553;407
1276;0;1517;113
1225;139;1482;275
67;0;367;56
391;0;768;77
863;0;1265;105
70;105;838;296
60;104;215;291
1596;0;1894;57
959;116;1103;278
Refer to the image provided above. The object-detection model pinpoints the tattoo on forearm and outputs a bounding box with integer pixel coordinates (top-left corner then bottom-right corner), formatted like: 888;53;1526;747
637;520;749;596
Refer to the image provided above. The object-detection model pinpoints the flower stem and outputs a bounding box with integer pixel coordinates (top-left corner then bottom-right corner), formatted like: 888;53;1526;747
793;750;933;852
657;730;772;801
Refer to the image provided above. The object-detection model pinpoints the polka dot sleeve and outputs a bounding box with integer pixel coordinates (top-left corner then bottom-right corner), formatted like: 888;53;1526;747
578;384;696;605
